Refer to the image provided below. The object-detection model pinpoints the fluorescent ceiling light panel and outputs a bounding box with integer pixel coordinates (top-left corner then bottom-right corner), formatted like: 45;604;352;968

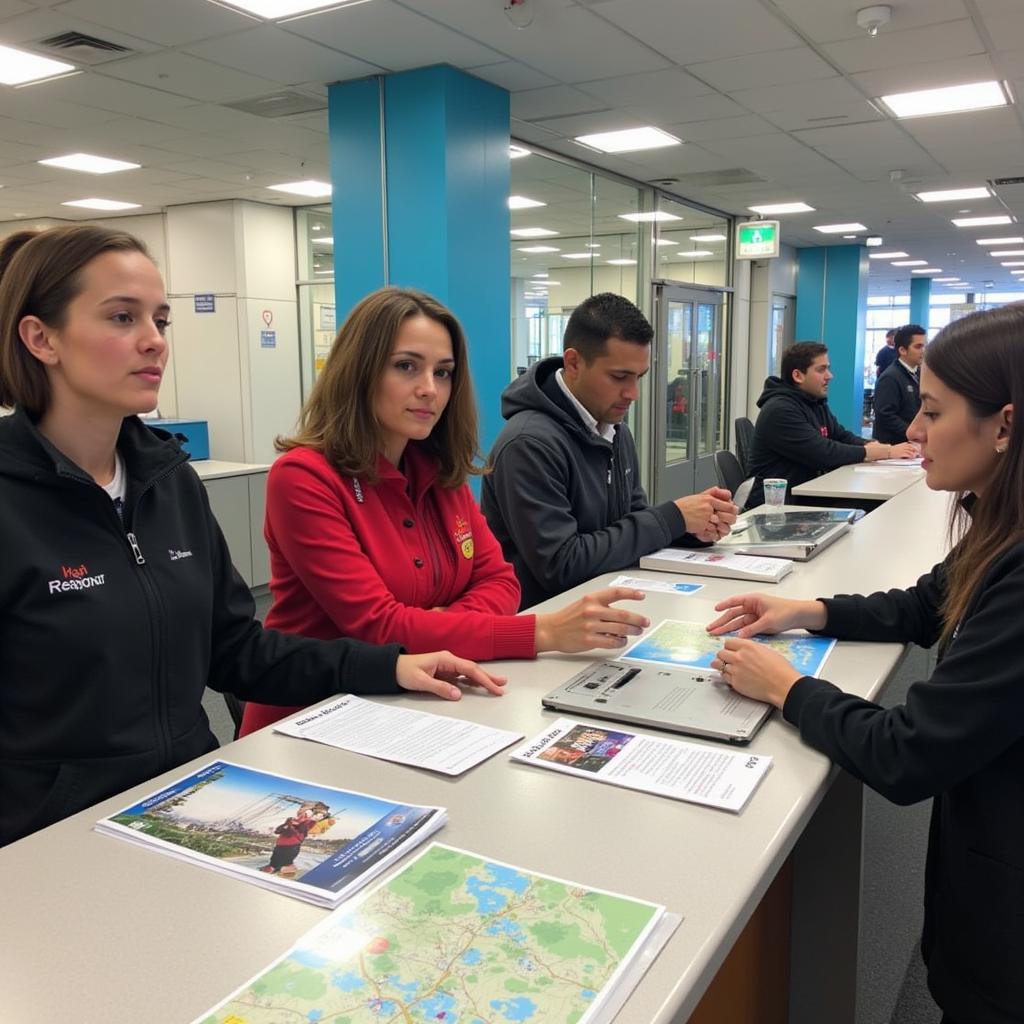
989;249;1024;256
585;242;601;248
509;145;531;159
39;153;140;174
0;43;75;86
880;80;1008;119
1000;261;1024;266
62;198;140;211
869;251;908;259
517;246;559;253
312;236;334;245
619;211;682;223
866;236;883;246
690;233;726;242
813;222;868;234
677;250;713;258
912;268;942;274
654;238;678;246
267;179;332;197
975;237;1023;245
951;215;1013;227
532;273;548;278
748;202;814;214
562;252;595;259
1011;269;1024;275
892;260;928;266
915;186;991;203
508;195;546;210
607;258;638;265
933;277;960;282
574;127;680;153
510;227;558;238
211;0;368;17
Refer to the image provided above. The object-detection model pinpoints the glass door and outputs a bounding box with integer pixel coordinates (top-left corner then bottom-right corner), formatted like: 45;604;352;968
651;284;724;502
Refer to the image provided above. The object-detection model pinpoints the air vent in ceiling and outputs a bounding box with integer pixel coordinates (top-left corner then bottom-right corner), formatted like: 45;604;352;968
37;31;133;64
225;91;328;118
676;168;766;187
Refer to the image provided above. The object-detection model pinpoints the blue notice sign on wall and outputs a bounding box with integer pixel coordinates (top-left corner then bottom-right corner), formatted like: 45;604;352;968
194;294;216;313
260;330;277;349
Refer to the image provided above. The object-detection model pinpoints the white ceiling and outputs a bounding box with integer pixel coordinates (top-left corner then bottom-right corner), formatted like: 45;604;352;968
1;0;1023;296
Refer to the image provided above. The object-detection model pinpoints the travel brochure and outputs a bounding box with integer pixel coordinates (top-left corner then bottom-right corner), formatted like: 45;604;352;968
639;546;793;581
193;843;679;1024
609;573;704;595
512;717;773;813
94;761;445;908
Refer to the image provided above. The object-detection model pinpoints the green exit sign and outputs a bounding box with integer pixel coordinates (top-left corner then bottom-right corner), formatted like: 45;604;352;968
736;220;780;259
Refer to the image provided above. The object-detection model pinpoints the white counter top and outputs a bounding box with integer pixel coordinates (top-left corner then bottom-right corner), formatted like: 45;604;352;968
190;459;271;481
792;462;924;501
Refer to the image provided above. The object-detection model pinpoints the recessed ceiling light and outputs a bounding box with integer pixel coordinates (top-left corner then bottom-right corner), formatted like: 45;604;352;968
508;195;546;210
538;281;561;286
914;186;992;202
676;250;713;258
314;270;334;275
585;242;601;248
869;251;908;259
267;179;332;197
951;215;1013;227
912;268;942;274
39;153;140;174
975;236;1024;245
1000;261;1024;266
574;127;681;153
842;234;856;239
517;246;559;253
509;145;531;159
562;253;595;259
619;211;682;223
61;198;141;211
607;258;638;265
989;249;1024;256
312;236;334;245
654;238;677;246
814;222;868;234
532;273;549;278
690;233;727;242
510;227;558;238
748;202;814;215
892;260;928;266
933;277;960;282
211;0;370;18
0;43;75;86
1011;269;1024;275
879;80;1009;119
866;236;883;246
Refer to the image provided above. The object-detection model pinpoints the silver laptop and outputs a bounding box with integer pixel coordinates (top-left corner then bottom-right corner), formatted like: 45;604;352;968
713;510;854;561
541;660;773;745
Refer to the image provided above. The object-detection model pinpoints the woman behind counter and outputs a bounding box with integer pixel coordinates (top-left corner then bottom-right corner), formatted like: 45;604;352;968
0;226;502;847
239;287;649;736
708;303;1024;1024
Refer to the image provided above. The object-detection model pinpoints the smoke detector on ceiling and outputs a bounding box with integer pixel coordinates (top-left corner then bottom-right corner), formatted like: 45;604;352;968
857;5;892;36
504;0;534;28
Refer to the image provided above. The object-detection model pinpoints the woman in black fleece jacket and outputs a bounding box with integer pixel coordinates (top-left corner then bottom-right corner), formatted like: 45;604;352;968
707;304;1024;1024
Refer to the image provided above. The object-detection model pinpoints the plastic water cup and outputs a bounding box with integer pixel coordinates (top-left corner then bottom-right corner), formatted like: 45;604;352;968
763;478;787;507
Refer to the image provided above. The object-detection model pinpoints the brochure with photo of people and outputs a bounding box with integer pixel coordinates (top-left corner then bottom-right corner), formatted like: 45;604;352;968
94;760;446;907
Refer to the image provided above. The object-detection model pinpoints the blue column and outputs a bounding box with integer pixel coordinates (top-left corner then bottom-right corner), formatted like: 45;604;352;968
909;277;931;329
795;244;868;432
327;66;511;461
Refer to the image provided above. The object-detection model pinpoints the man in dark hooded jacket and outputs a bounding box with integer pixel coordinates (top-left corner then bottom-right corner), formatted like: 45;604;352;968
746;341;917;508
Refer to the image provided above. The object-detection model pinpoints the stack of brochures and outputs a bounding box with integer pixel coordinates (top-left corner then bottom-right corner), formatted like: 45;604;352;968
193;843;679;1024
639;546;793;582
94;760;446;908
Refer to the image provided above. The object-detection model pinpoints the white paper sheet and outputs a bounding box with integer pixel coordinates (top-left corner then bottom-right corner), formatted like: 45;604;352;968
512;717;772;812
274;694;523;775
609;574;704;595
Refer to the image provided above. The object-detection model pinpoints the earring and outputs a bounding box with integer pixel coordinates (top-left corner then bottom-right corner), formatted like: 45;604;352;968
996;445;1008;454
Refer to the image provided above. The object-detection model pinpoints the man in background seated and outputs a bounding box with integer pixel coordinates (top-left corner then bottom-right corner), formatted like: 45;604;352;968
872;323;924;445
874;328;897;376
482;293;737;608
746;341;917;508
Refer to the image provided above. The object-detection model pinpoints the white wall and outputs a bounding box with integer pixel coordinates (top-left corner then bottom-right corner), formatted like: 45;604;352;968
747;243;797;418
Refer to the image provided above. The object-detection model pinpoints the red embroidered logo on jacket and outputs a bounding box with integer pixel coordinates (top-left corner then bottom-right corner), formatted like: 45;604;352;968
48;563;106;594
819;425;828;437
453;515;474;559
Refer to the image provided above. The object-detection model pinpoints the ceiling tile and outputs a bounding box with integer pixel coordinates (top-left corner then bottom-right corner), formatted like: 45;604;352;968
760;101;885;132
773;0;969;45
0;89;118;128
32;72;195;117
824;20;985;74
465;61;558;93
98;52;279;103
730;75;866;114
662;114;780;142
577;68;713;107
851;53;997;96
0;7;158;53
52;0;256;46
511;84;607;121
184;26;381;84
686;46;837;92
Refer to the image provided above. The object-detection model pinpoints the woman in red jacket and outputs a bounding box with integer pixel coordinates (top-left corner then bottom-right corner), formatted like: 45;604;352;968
240;288;649;737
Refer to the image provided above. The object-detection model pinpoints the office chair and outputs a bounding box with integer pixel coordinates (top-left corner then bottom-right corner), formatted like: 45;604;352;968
734;416;755;475
713;449;755;510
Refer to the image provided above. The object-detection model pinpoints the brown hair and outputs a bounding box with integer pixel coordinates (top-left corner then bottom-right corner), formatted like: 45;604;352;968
926;304;1024;646
0;225;151;414
278;287;482;487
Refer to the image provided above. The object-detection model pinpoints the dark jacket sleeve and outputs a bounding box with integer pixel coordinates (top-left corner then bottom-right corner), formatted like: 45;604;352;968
489;432;684;595
872;371;910;442
200;486;403;704
759;398;867;473
784;557;1024;805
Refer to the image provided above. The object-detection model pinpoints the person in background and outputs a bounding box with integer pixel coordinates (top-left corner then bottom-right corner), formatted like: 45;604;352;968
482;293;737;609
708;304;1024;1024
872;323;925;445
239;288;649;737
0;226;502;847
875;327;898;376
746;340;917;508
